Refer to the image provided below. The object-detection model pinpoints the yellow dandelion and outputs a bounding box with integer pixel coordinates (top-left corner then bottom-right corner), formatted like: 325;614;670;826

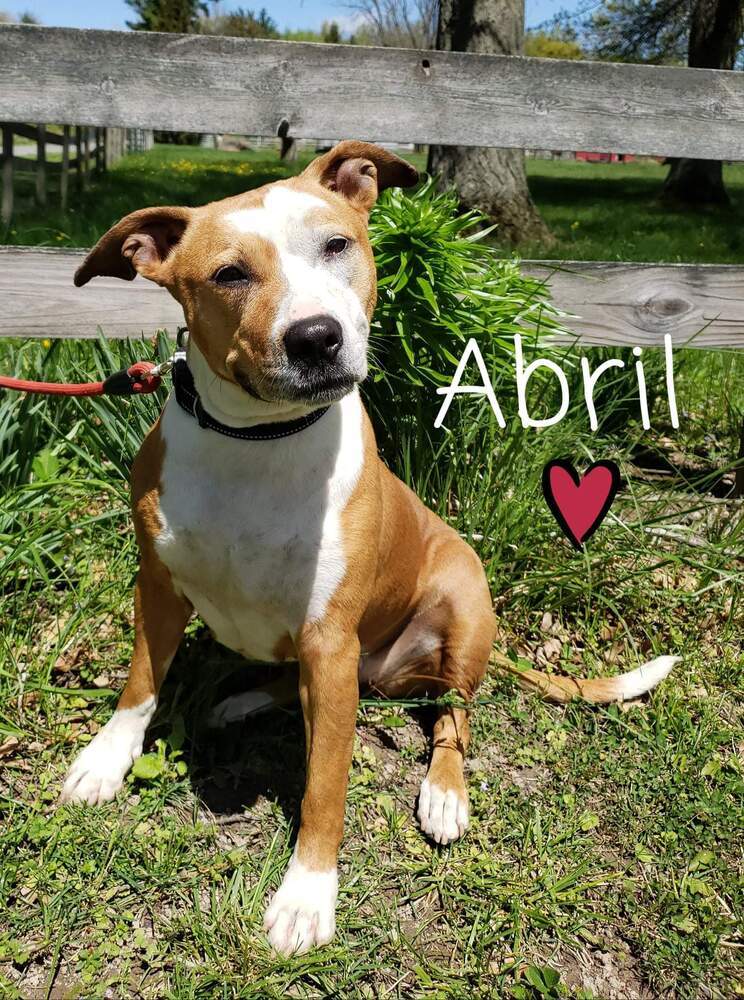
42;339;52;349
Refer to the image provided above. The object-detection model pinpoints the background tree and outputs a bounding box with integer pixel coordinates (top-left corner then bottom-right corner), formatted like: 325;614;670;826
552;0;744;204
427;0;553;245
199;5;278;38
282;21;345;43
348;0;437;47
0;9;40;22
125;0;207;33
583;0;691;62
663;0;744;204
523;27;583;59
322;21;342;43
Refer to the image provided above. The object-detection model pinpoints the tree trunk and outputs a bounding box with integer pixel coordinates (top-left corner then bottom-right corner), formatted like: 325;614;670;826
427;0;553;245
662;0;744;205
663;158;729;204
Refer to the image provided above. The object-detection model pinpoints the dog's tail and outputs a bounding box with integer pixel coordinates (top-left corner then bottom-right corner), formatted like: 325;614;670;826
493;651;679;704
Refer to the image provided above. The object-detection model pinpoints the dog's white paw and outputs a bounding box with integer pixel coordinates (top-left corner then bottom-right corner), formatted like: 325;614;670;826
263;856;337;956
59;699;155;806
207;689;277;728
418;778;469;845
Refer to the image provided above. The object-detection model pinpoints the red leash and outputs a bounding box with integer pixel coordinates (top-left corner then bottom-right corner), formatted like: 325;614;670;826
0;361;164;398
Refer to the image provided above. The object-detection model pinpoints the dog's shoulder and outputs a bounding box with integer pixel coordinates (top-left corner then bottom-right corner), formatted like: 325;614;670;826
131;414;167;548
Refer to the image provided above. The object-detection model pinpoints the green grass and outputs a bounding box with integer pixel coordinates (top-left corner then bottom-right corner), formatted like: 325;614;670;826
0;147;742;997
524;158;744;263
0;335;741;998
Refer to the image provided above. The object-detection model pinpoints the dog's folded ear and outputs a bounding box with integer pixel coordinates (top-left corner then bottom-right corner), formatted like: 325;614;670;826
302;140;418;215
74;206;194;287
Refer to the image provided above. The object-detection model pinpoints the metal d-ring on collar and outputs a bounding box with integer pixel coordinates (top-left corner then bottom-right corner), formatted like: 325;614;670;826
171;328;330;441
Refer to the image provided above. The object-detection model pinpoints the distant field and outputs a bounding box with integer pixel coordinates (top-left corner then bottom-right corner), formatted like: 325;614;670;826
525;157;744;264
3;144;744;264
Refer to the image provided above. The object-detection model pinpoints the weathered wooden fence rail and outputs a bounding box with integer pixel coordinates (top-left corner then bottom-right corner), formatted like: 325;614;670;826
1;247;740;349
1;24;743;160
0;24;743;353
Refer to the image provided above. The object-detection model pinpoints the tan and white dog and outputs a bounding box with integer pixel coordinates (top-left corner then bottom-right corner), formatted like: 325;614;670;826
60;142;676;956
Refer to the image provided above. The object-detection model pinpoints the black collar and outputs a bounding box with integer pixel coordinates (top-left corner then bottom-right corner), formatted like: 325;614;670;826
172;358;330;441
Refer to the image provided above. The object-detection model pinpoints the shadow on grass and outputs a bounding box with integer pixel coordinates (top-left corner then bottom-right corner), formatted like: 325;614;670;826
523;161;744;261
155;629;306;823
529;172;664;206
151;627;434;823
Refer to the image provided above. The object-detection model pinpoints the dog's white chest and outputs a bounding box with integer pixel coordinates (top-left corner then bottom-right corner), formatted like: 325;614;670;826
154;391;363;660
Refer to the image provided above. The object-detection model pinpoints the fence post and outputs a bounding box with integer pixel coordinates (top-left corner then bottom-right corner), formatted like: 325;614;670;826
35;123;46;207
105;127;126;168
83;127;91;188
75;125;83;191
1;125;12;227
60;124;70;210
95;127;103;172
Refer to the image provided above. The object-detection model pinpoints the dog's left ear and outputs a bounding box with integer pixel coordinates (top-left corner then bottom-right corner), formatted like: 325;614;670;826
303;140;418;215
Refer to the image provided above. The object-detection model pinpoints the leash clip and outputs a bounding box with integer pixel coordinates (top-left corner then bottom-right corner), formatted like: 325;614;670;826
148;357;175;379
147;329;189;379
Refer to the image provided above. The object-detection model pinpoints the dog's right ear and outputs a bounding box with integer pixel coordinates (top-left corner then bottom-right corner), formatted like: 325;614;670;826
74;206;194;287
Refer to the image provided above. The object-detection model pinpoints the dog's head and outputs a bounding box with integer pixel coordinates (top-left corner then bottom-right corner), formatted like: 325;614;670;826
75;141;417;410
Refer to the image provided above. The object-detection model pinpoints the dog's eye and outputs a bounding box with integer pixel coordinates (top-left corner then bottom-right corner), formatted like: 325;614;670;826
212;265;250;285
325;236;349;256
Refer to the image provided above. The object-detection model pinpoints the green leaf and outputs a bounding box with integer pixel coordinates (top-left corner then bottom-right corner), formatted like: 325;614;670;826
671;914;696;933
579;811;600;831
542;967;560;989
686;877;712;897
380;714;407;728
634;843;654;863
167;713;185;752
131;754;165;781
524;965;548;992
414;965;433;987
415;276;441;317
31;447;60;482
690;849;715;870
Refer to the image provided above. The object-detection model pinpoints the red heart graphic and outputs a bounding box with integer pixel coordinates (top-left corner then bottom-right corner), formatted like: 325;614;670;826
542;460;621;549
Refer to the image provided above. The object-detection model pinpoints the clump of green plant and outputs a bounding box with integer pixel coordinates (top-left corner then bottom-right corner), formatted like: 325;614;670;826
366;179;570;456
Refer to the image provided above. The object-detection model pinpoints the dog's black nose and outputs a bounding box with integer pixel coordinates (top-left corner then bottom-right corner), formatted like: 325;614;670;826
284;315;343;365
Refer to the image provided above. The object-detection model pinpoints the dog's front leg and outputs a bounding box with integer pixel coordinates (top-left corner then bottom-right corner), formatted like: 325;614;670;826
60;555;191;805
264;630;360;956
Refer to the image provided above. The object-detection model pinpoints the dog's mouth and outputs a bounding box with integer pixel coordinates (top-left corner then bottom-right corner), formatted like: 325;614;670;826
233;369;268;402
234;364;359;405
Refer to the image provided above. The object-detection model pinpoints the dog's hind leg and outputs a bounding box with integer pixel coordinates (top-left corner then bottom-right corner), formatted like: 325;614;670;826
362;556;495;845
417;609;493;845
207;670;298;728
60;554;191;805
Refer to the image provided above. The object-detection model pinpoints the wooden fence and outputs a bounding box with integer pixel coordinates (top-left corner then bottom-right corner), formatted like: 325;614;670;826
0;23;743;354
2;124;102;223
0;124;153;225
